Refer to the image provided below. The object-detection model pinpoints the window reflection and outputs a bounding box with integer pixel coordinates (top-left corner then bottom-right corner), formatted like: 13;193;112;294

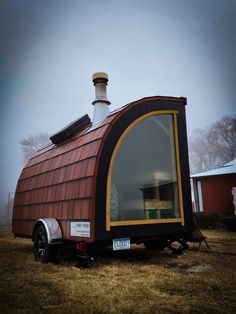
110;114;180;221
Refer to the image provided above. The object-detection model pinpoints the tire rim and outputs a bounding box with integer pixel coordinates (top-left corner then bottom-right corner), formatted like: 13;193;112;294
36;233;46;259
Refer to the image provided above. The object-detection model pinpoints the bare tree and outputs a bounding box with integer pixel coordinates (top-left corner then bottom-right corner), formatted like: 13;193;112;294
209;116;236;163
189;115;236;174
189;129;213;174
20;133;50;163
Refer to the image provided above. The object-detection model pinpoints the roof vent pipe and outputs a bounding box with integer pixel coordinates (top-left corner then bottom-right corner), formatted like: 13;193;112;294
92;72;111;128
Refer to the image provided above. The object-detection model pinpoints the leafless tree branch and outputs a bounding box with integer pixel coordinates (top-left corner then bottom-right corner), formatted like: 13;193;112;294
20;133;50;164
189;115;236;174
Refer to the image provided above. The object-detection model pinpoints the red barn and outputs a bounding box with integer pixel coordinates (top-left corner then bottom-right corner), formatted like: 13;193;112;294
191;159;236;217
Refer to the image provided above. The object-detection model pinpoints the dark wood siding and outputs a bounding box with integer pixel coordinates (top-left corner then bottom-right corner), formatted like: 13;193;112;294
95;96;193;241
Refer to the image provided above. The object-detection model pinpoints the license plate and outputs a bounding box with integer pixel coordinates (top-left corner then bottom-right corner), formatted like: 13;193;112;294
112;238;130;251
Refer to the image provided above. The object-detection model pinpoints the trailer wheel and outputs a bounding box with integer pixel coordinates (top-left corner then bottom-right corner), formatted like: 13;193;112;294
33;225;57;263
144;240;167;251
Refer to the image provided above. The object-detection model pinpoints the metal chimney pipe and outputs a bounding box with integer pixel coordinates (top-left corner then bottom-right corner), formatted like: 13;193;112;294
92;72;111;128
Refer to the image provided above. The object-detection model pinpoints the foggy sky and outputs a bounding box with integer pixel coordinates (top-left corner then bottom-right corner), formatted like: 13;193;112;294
0;0;236;203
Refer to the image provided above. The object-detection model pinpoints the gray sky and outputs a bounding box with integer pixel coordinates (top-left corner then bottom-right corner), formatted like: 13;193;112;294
0;0;236;203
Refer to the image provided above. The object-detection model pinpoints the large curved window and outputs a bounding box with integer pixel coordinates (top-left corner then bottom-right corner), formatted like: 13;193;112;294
106;111;184;230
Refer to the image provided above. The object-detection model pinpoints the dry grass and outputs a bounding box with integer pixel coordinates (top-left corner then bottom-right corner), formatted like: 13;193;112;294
0;228;236;314
0;225;12;237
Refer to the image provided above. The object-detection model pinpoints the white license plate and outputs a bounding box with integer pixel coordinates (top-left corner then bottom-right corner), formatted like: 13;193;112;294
112;238;130;251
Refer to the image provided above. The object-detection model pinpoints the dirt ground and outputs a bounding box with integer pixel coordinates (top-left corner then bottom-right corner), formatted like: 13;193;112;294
0;227;236;314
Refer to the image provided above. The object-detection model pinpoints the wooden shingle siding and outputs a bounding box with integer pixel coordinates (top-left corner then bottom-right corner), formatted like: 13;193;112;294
12;107;116;241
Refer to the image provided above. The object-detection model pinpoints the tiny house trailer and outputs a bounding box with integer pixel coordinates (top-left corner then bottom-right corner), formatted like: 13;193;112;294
12;73;193;263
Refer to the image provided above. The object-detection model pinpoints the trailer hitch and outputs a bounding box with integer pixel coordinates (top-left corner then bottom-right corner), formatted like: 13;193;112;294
75;242;95;267
76;251;95;268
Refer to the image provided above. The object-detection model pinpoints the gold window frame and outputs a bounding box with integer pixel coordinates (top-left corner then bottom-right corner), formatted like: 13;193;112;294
106;110;185;231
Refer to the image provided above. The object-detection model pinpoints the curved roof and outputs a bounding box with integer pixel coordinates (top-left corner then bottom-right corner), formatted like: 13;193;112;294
13;96;186;237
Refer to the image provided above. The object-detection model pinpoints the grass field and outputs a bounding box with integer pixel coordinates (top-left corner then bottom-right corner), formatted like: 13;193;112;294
0;228;236;314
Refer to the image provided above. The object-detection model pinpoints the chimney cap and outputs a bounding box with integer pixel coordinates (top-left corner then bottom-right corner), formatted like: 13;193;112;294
92;72;108;84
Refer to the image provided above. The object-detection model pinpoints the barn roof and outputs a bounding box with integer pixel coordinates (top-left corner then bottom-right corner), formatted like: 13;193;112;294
191;159;236;178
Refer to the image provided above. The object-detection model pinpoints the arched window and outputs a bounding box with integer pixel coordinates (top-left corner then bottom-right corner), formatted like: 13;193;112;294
106;111;184;230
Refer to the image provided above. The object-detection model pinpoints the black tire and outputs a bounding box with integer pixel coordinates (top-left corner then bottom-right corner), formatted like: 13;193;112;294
144;240;167;251
33;225;57;263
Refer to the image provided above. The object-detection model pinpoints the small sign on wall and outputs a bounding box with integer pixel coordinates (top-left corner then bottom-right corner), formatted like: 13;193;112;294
70;221;90;237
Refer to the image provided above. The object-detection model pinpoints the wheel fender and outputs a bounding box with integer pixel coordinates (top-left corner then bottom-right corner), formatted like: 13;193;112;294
33;218;62;244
